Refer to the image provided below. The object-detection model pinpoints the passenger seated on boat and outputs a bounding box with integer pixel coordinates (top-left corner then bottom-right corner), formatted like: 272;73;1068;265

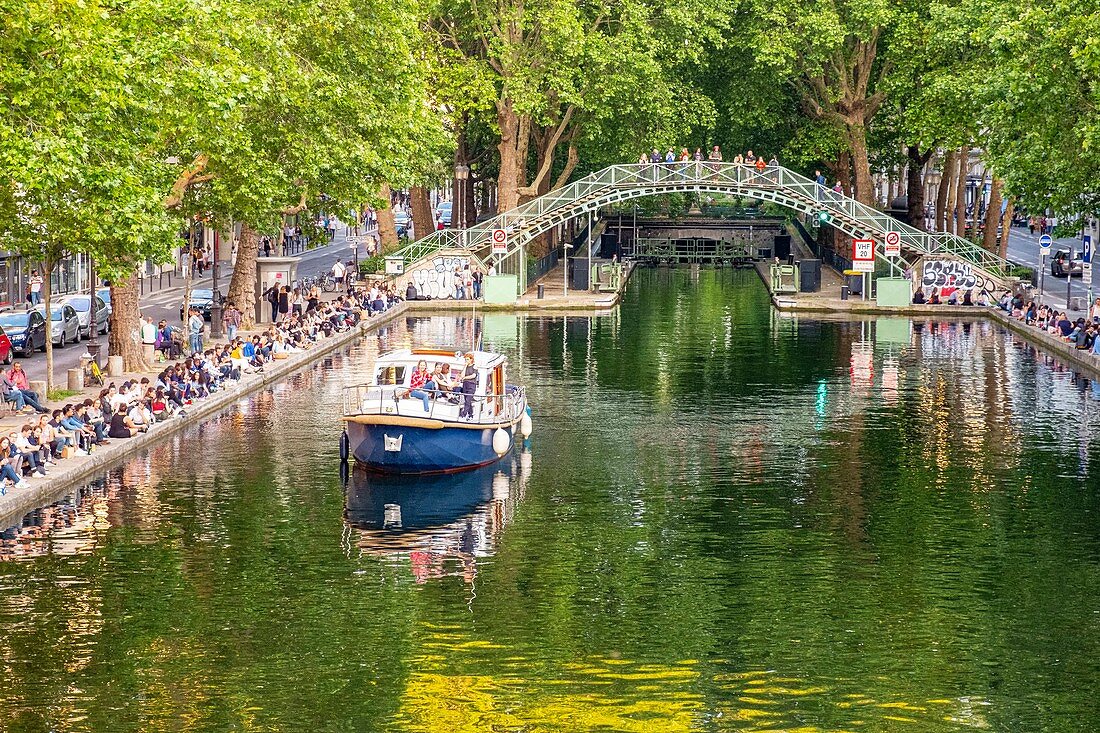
432;363;460;403
399;360;436;412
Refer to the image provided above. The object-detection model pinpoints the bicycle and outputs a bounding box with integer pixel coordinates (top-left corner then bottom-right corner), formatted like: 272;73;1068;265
320;273;338;292
84;358;104;387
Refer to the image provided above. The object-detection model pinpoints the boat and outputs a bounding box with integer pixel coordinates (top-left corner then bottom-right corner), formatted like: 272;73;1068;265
340;347;532;474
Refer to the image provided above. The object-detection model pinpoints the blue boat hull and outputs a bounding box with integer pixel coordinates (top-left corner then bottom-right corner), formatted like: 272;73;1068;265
346;420;512;474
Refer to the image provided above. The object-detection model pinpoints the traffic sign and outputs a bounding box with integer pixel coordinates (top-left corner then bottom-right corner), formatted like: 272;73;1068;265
1084;261;1093;286
884;231;901;257
490;228;508;254
853;238;874;260
1039;233;1053;255
1084;234;1093;263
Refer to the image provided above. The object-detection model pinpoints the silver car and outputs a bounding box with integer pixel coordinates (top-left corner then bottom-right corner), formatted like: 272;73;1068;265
34;304;82;347
59;294;110;336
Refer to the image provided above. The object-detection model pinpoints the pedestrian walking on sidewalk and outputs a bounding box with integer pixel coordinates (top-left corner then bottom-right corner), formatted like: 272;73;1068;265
27;271;43;307
223;302;241;342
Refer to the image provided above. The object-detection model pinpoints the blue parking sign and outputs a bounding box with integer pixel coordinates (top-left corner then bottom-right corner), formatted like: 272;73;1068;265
1084;234;1093;263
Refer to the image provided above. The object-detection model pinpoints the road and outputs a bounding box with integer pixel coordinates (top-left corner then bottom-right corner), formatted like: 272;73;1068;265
16;228;375;385
1002;224;1093;313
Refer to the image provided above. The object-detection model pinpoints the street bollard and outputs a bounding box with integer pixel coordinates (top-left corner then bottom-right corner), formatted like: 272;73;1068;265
67;368;83;392
107;355;125;377
537;284;544;299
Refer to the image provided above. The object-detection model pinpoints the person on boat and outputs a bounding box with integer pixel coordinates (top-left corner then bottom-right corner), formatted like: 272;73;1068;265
458;353;478;420
405;360;436;412
432;362;457;402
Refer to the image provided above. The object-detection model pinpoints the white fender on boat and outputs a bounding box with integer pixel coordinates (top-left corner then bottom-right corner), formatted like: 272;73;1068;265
492;427;511;456
519;412;533;439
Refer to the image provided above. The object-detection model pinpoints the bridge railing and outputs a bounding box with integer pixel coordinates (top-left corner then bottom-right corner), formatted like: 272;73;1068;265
394;163;1018;284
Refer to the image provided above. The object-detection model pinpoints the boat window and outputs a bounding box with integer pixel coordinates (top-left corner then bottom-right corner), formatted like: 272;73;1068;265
376;365;406;385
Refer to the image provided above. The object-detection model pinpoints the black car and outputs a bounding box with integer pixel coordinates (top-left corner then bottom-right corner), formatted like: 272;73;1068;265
1051;249;1083;277
0;310;48;357
179;289;219;320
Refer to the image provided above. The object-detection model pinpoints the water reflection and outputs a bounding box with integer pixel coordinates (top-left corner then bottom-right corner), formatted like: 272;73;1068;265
343;448;531;584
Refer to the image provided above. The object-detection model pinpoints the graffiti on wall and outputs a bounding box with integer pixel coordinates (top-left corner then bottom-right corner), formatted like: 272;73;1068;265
409;255;471;299
921;259;991;292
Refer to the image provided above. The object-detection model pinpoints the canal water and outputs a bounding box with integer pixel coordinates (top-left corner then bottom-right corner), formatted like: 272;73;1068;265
1;268;1099;732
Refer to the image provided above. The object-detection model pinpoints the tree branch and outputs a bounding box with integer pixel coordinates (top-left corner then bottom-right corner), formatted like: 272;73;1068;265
163;153;210;209
517;105;575;196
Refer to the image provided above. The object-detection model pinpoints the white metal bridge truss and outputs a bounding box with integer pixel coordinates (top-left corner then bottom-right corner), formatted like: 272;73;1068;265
396;163;1016;290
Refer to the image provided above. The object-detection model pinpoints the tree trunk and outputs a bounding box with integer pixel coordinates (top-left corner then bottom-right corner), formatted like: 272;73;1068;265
838;150;852;197
227;222;259;331
954;146;970;237
496;99;521;214
906;146;931;231
410;186;434;241
377;183;399;248
848;124;874;205
936;149;956;233
982;176;1004;252
999;197;1015;259
108;271;148;373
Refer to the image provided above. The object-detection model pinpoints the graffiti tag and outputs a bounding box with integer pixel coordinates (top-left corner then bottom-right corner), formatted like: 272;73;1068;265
921;260;991;292
409;255;471;299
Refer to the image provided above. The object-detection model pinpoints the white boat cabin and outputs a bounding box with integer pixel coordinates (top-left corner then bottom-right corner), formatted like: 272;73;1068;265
345;347;520;424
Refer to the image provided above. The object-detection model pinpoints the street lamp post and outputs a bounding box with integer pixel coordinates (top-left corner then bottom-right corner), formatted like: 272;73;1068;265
86;255;101;365
210;230;223;338
455;164;470;231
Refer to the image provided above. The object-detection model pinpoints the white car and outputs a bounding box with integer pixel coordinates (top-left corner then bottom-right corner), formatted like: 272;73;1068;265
33;304;82;347
59;294;110;336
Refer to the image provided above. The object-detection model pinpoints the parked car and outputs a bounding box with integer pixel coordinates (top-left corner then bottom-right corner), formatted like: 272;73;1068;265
1051;249;1083;277
59;294;110;337
436;201;453;227
393;210;412;238
34;304;82;347
0;326;14;365
179;288;217;320
96;287;113;315
0;311;48;357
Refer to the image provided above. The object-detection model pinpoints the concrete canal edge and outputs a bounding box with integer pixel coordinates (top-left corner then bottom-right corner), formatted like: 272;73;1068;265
754;262;1100;382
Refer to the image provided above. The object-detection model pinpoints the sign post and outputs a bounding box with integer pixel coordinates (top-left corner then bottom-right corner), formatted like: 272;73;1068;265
490;228;508;255
1085;234;1093;309
1039;233;1052;304
852;238;875;301
884;231;901;258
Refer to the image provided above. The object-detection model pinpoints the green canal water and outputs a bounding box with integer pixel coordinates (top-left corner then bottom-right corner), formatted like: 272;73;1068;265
1;268;1099;732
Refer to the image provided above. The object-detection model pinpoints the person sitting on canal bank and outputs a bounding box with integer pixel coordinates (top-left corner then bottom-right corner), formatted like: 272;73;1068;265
6;363;39;401
928;288;941;305
1057;312;1075;338
912;288;926;304
0;437;30;491
1;371;47;414
109;402;147;439
458;353;478;420
78;400;109;444
12;426;46;477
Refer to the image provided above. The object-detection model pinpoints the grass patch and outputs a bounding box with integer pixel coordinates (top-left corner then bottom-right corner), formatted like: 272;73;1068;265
47;388;82;401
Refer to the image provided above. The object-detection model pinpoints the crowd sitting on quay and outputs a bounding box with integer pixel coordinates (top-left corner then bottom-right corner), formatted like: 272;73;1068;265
995;294;1100;355
0;289;380;495
912;287;992;306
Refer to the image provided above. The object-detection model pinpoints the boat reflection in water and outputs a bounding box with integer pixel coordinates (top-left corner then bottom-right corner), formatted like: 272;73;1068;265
342;447;531;584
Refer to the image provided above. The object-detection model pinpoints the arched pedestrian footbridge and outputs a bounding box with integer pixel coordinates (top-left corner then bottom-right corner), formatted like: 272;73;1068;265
395;163;1018;291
